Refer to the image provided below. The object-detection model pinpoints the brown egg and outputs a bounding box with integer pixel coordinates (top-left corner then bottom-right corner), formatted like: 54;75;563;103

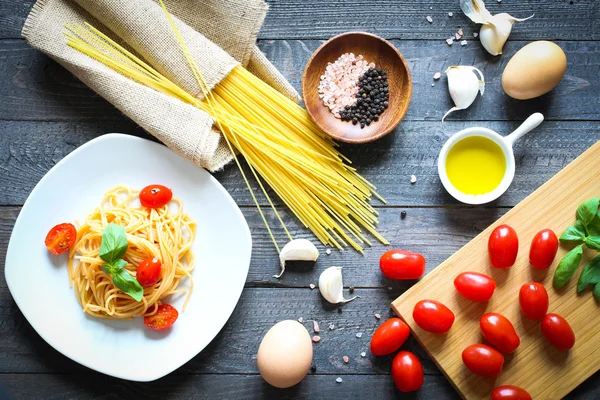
257;320;313;388
502;41;567;100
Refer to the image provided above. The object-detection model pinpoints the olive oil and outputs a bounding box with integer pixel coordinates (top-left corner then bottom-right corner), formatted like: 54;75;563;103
446;136;506;195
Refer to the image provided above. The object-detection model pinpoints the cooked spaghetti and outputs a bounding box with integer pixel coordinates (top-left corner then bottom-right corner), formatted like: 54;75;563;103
68;185;196;319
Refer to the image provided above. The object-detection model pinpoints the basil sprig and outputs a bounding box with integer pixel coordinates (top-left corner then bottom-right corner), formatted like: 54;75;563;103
554;197;600;301
99;223;143;302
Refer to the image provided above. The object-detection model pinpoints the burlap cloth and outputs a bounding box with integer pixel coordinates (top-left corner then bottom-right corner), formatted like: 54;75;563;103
22;0;300;171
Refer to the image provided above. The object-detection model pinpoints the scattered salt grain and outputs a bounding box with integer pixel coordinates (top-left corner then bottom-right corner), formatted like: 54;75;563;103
343;356;349;363
326;249;331;255
473;32;479;38
446;38;454;46
433;72;441;80
455;32;462;40
461;40;468;46
309;283;316;290
329;323;335;330
458;28;464;36
312;335;321;343
298;317;304;323
336;377;343;383
426;16;433;23
313;320;320;333
356;332;363;338
361;351;367;357
375;313;381;319
431;83;435;87
448;12;453;17
388;286;393;290
497;0;502;2
410;175;417;184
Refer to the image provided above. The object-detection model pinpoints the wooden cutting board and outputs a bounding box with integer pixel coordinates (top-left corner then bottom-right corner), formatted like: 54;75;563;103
392;141;600;400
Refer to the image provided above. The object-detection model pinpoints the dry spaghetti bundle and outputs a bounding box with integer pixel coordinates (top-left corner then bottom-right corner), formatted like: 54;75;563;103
64;1;388;255
69;186;196;319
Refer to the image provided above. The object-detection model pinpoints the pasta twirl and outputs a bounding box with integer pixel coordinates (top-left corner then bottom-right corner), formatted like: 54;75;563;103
69;185;195;319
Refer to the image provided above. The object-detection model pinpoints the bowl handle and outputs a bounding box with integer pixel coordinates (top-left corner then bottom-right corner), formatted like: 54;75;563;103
505;113;544;147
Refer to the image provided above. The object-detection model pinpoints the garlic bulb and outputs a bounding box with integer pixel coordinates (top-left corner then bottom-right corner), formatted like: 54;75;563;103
318;267;359;304
443;66;485;122
460;0;533;56
274;239;319;278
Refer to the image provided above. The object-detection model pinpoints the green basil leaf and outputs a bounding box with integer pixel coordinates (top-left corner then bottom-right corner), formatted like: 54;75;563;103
110;263;143;302
594;282;600;302
99;223;128;264
560;220;587;242
576;198;600;227
577;256;600;293
585;236;600;251
553;244;584;289
589;211;600;237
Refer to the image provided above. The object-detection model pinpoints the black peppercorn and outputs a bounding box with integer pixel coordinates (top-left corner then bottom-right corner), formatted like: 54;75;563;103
401;211;407;219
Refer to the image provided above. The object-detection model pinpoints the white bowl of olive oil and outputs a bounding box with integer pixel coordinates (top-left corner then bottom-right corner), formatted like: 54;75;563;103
438;113;544;205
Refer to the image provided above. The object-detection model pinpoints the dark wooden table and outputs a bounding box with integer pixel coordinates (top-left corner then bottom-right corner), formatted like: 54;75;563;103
1;1;600;398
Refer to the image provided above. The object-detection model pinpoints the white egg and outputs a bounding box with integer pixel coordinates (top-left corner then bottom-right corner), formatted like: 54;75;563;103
257;320;313;388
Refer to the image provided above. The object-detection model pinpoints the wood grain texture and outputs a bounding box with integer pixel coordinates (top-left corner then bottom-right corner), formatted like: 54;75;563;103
0;373;461;400
302;32;411;143
0;206;506;288
1;0;599;40
0;277;438;375
0;121;597;208
392;142;600;400
2;39;600;122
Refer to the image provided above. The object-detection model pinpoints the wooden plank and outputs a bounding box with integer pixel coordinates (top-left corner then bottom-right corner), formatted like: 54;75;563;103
0;373;461;400
0;293;598;399
2;39;600;122
392;142;600;399
1;0;599;41
0;283;439;375
260;0;600;40
0;372;597;400
0;121;596;208
0;206;507;288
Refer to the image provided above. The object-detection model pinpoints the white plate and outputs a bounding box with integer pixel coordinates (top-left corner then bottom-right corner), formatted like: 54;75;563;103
4;134;251;381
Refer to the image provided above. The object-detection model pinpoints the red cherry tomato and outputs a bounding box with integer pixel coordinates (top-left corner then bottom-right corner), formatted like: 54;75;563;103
462;343;504;378
413;300;455;334
144;304;178;331
136;256;162;287
454;272;496;302
488;224;519;269
541;313;575;351
480;313;520;354
139;185;173;208
45;223;77;255
491;385;532;400
391;351;424;393
529;229;559;270
379;249;425;280
370;318;410;356
519;282;549;320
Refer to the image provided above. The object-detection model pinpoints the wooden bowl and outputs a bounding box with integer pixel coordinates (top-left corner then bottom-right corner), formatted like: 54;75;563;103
302;32;412;144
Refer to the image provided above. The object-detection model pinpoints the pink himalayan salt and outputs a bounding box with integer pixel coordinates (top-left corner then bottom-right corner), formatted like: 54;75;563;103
318;53;375;119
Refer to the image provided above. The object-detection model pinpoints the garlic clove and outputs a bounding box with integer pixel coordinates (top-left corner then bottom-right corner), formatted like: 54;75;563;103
480;13;533;55
460;0;493;24
274;239;319;279
442;66;485;122
461;0;533;56
318;267;359;304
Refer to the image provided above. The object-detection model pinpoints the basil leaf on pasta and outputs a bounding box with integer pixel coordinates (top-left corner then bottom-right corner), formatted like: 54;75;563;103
99;223;128;263
110;263;144;302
